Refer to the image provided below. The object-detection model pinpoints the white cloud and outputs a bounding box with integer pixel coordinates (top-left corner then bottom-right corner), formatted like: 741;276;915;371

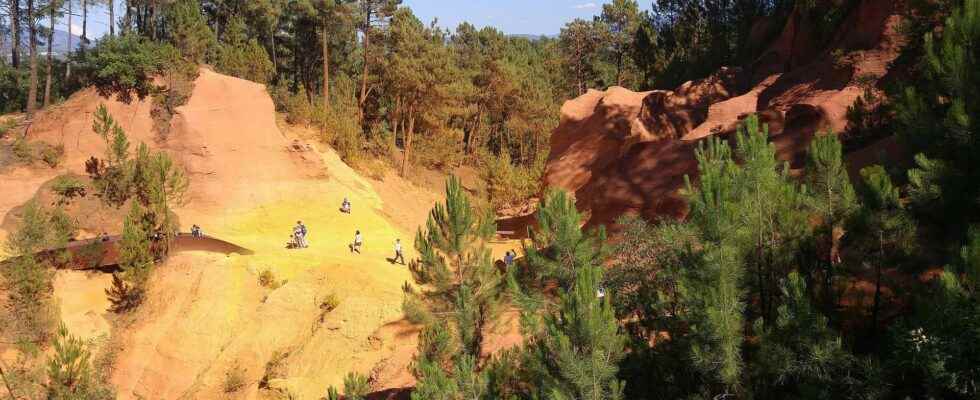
572;2;597;9
69;23;83;37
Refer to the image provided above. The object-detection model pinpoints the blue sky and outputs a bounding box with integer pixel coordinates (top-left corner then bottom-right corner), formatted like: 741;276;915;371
404;0;651;36
63;0;647;40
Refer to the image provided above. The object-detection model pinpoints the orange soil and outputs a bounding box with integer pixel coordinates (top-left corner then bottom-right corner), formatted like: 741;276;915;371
542;0;905;229
0;67;525;398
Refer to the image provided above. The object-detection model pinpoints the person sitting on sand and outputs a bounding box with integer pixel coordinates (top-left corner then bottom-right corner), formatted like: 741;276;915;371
341;197;351;214
191;224;202;237
393;239;405;265
292;224;304;249
351;230;363;254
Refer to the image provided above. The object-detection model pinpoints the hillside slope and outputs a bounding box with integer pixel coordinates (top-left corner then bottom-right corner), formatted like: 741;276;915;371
0;69;448;398
543;0;904;228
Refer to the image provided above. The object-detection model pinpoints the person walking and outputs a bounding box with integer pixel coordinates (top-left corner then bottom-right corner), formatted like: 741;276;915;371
503;250;515;268
351;230;363;253
393;239;405;265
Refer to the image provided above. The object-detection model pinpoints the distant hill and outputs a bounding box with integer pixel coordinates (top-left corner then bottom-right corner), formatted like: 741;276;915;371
509;34;557;41
0;27;84;60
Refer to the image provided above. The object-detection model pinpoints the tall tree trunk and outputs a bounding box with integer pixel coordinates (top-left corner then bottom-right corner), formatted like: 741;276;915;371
123;0;131;34
26;0;38;117
108;0;114;36
871;231;884;337
321;14;330;110
65;0;71;78
81;0;87;47
402;105;415;177
11;0;20;68
358;9;371;121
44;0;54;108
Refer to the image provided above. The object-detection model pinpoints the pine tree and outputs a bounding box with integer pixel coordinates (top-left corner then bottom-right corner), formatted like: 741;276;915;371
107;201;154;312
853;166;917;336
404;175;502;398
165;0;215;62
753;272;856;397
523;189;606;290
46;324;93;399
510;190;624;399
538;263;626;400
896;0;980;232
805;132;857;312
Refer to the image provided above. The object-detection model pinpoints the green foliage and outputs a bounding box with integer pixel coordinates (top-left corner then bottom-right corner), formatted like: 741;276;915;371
223;363;248;393
806;133;857;226
405;175;503;397
478;150;543;211
77;34;174;101
319;76;363;162
106;202;154;313
46;324;112;400
895;0;980;234
342;372;370;400
539;264;626;400
523;189;605;290
214;15;274;83
165;0;217;63
1;200;73;343
258;269;282;289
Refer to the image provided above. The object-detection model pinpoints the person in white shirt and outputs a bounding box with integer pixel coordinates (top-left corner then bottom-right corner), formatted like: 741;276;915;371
351;230;363;253
393;239;405;265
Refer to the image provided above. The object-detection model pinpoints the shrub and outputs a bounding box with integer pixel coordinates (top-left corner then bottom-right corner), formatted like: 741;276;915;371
214;16;274;84
258;350;290;390
46;324;114;400
50;175;88;204
283;86;315;125
38;143;65;168
77;34;174;102
11;137;33;162
320;292;340;314
0;118;16;138
223;363;248;393
413;126;464;171
258;269;282;289
478;150;543;211
151;66;197;139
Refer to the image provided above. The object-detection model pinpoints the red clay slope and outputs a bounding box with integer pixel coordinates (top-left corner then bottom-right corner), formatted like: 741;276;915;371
542;0;904;229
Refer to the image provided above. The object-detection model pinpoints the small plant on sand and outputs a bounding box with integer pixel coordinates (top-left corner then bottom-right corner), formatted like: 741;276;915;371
223;363;248;393
258;350;290;390
258;269;282;289
324;372;370;400
50;175;88;205
38;143;65;168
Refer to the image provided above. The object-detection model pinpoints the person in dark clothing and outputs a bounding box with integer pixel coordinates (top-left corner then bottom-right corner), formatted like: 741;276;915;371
503;250;515;267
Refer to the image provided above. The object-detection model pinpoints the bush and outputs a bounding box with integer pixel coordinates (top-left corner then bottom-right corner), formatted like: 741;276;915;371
151;66;197;139
413;126;464;171
38;143;65;168
77;34;182;102
258;350;290;389
214;16;274;84
0;118;16;138
11;137;33;162
258;269;282;289
478;150;543;211
283;86;315;125
50;175;88;204
320;292;340;314
223;363;248;393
